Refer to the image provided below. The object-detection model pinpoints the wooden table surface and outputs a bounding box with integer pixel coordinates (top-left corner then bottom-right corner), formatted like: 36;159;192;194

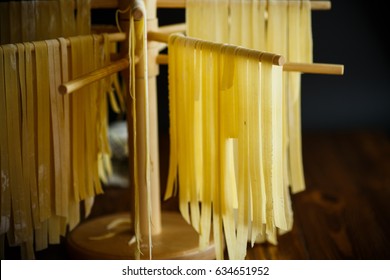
4;130;390;259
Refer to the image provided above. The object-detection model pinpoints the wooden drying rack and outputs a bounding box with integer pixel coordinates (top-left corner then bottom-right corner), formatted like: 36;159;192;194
65;0;343;260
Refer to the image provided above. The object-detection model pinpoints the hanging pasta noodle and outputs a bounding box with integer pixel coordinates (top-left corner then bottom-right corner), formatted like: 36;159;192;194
16;43;35;258
0;32;116;258
166;34;286;260
184;0;313;250
69;35;106;217
287;0;313;194
0;0;126;258
33;42;52;250
24;42;43;256
0;46;11;239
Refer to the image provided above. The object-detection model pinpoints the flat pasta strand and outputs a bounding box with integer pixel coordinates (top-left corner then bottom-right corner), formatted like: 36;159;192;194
0;46;11;235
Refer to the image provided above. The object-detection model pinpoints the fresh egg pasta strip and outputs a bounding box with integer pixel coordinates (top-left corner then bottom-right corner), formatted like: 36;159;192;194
4;44;31;245
33;41;52;224
68;37;82;229
252;0;267;50
76;0;91;35
210;43;224;260
174;37;190;224
301;0;313;63
47;39;70;241
271;59;288;231
197;41;210;250
247;50;265;246
58;37;70;220
24;42;40;230
235;49;250;260
16;43;34;244
92;35;103;195
186;39;200;233
219;46;238;259
260;53;277;245
288;0;312;194
46;39;63;218
164;34;178;200
34;219;48;251
0;46;11;235
81;36;95;203
59;0;76;37
229;0;242;46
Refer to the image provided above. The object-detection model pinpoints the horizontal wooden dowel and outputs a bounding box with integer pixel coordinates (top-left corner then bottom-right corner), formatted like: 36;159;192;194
158;23;186;34
22;32;126;52
156;54;169;65
105;32;127;43
58;58;343;97
155;0;331;10
148;31;171;44
56;32;129;95
283;62;344;75
310;0;331;10
156;54;343;75
156;0;185;8
156;52;284;66
59;58;129;95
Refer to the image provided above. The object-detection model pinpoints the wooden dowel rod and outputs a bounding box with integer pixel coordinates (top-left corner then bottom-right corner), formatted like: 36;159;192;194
155;0;331;10
310;0;332;10
59;56;343;96
156;54;343;75
283;62;344;75
152;38;283;66
22;33;126;52
59;58;129;95
155;0;184;8
148;32;284;66
148;31;170;44
156;54;169;65
104;32;127;43
158;23;186;34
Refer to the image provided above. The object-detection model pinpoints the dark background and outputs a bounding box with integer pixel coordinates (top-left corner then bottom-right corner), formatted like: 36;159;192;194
152;1;390;133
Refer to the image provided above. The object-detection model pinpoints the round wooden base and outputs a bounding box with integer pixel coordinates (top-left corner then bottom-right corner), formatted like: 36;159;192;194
67;211;216;260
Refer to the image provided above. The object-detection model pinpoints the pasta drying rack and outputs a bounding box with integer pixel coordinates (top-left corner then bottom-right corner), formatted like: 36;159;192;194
58;0;343;260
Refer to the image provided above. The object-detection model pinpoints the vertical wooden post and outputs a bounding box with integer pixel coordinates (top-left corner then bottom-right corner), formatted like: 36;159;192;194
139;0;162;236
119;0;162;236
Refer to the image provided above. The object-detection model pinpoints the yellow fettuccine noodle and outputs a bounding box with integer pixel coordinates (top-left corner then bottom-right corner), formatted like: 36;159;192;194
166;34;286;259
184;0;313;254
0;33;113;258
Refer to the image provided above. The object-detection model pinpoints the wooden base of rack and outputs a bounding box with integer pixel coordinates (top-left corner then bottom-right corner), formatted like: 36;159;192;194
67;211;216;260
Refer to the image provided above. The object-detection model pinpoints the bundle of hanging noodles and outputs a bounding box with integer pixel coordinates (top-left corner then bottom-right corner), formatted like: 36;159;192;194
165;0;313;259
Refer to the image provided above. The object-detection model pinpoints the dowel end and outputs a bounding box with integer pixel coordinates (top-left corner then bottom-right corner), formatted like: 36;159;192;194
58;84;68;95
132;8;144;21
339;65;345;75
273;55;285;66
